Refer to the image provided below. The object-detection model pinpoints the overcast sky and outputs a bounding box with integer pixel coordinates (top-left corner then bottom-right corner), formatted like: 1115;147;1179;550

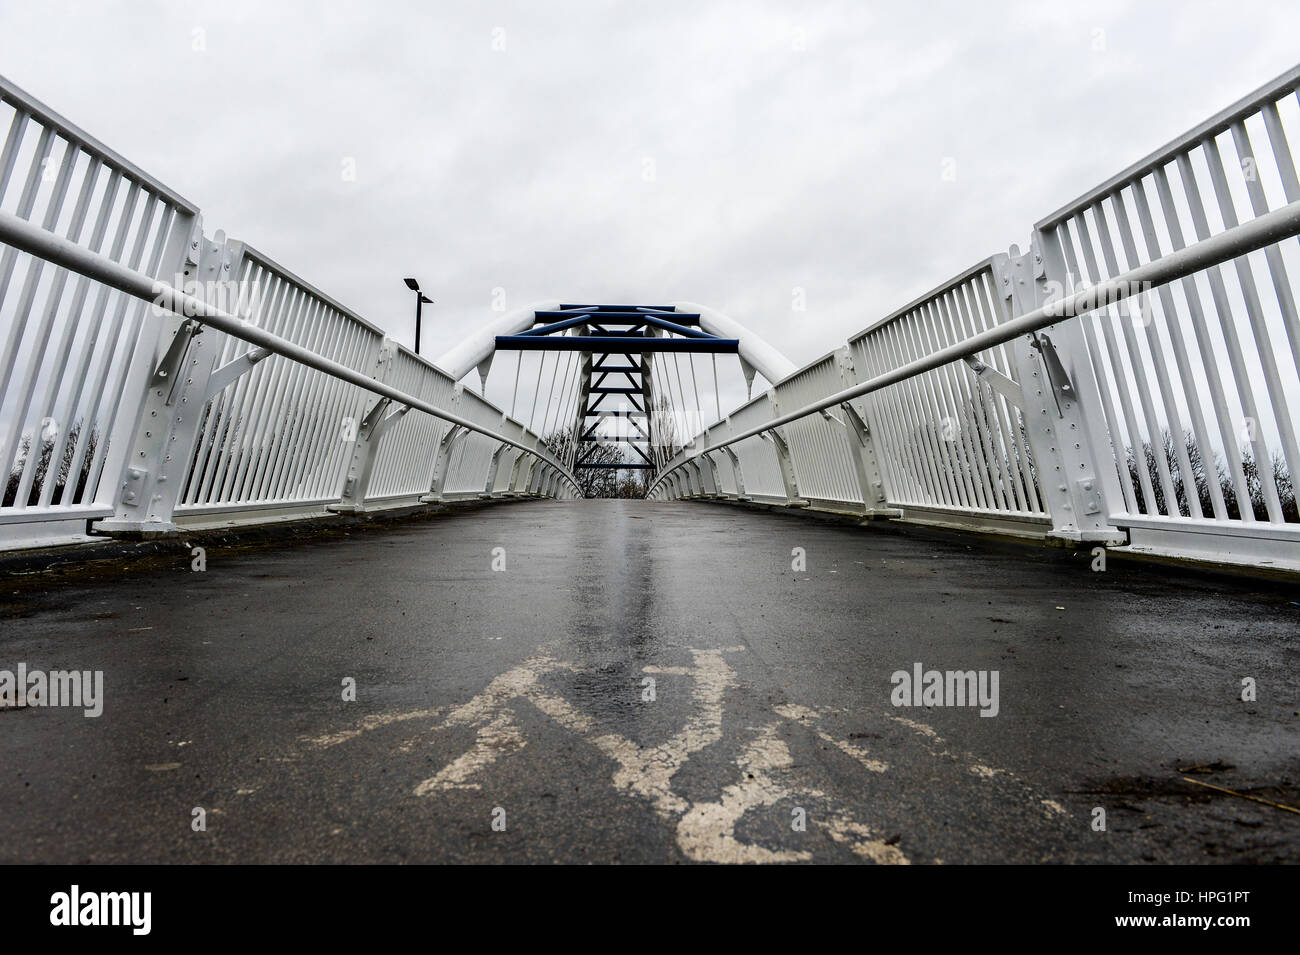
3;0;1299;418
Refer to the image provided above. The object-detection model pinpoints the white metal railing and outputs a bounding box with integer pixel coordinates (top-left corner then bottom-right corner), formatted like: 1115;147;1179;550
174;242;385;518
443;388;519;498
846;261;1046;520
652;65;1300;571
724;394;788;502
365;347;458;502
0;75;196;544
771;352;863;508
1033;66;1300;564
0;74;576;548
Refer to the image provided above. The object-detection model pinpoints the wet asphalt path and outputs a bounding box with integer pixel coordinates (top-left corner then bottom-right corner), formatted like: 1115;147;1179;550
0;499;1297;863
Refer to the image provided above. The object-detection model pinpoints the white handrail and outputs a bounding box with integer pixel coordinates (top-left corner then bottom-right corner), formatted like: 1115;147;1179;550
0;208;581;496
650;197;1300;493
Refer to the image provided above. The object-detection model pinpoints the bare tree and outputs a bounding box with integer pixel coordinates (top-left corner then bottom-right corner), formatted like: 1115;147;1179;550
4;420;100;507
544;430;640;497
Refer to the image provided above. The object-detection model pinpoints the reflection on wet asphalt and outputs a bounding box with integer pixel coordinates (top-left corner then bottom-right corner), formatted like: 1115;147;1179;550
1;499;1296;863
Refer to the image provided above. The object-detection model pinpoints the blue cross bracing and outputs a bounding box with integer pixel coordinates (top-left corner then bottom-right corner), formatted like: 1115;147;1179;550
493;304;740;471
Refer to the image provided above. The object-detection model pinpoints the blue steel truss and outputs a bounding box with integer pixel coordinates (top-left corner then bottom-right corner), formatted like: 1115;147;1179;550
494;305;738;470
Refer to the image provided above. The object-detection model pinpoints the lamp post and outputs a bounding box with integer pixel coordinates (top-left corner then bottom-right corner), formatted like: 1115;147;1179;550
403;277;434;355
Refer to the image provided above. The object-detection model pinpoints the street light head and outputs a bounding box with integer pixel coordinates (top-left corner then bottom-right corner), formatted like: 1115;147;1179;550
403;277;420;291
420;294;434;304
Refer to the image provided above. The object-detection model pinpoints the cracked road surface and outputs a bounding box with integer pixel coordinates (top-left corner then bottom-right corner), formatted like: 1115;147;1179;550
1;499;1297;863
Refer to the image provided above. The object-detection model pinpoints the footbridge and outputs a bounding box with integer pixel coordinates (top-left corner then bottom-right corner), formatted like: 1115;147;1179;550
1;67;1298;864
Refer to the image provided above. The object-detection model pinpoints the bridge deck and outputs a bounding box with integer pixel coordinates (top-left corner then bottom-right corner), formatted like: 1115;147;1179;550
1;500;1295;863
